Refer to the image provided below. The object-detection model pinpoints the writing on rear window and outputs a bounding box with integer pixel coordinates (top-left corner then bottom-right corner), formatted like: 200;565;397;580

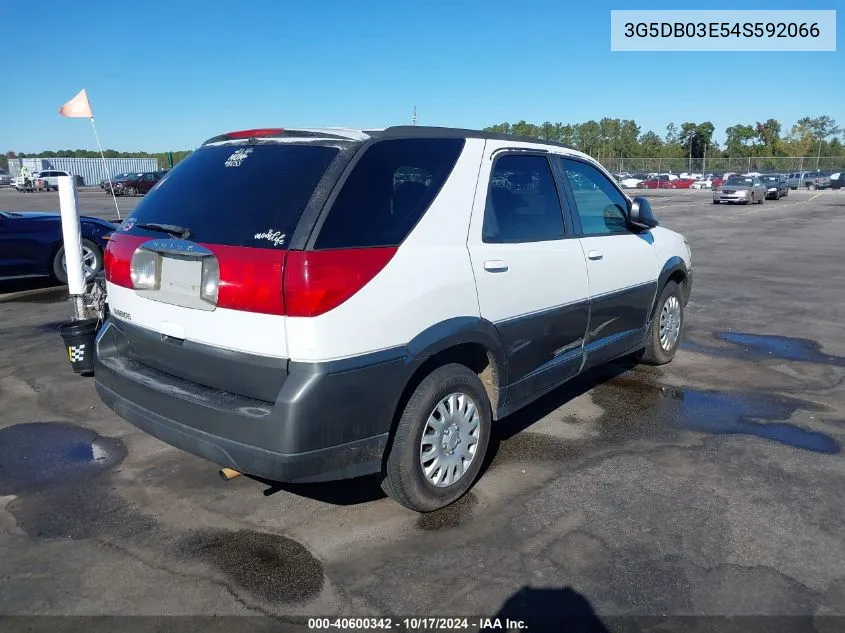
225;147;253;167
254;229;286;247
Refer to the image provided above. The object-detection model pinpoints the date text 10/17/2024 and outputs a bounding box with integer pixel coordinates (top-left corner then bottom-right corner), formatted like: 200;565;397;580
308;617;528;630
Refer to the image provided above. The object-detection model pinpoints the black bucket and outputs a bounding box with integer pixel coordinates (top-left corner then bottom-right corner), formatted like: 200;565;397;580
58;318;99;375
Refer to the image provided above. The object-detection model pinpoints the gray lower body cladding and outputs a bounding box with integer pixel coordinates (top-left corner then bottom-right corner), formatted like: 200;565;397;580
94;319;408;482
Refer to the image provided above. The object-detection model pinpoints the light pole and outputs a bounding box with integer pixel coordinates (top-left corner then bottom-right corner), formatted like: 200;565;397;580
689;136;693;172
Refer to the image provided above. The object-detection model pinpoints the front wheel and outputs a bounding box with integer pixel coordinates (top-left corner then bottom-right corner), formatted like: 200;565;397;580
639;281;684;366
53;239;103;285
380;364;492;512
125;186;137;197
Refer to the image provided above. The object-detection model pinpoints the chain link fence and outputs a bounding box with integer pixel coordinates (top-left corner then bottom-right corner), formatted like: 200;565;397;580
594;156;845;175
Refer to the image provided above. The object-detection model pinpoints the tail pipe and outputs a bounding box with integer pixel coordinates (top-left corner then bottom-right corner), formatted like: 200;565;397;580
219;467;242;481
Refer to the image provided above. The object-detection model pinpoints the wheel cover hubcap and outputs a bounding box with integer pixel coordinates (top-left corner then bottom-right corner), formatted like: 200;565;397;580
62;245;97;280
659;295;682;351
419;392;481;488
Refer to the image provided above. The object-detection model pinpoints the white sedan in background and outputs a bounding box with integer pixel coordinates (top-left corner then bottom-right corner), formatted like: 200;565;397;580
691;177;714;189
620;176;646;188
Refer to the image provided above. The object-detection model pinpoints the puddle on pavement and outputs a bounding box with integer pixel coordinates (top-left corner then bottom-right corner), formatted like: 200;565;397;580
719;332;845;366
417;492;478;531
0;423;154;540
177;529;324;603
496;373;839;464
0;422;126;495
682;331;845;367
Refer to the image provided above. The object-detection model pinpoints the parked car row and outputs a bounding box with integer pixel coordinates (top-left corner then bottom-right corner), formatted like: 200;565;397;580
615;169;845;192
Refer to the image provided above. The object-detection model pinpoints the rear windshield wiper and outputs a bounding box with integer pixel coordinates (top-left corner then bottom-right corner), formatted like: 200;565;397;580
136;222;191;240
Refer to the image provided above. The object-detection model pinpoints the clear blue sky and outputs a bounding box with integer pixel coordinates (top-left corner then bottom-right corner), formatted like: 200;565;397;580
1;0;841;153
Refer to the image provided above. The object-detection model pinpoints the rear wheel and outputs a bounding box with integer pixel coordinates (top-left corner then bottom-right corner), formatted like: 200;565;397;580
807;183;817;190
380;363;492;512
53;239;102;285
639;281;684;366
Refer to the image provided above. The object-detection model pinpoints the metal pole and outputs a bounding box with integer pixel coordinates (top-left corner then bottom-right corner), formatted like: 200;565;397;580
90;117;121;220
816;139;822;169
689;138;692;172
58;176;87;320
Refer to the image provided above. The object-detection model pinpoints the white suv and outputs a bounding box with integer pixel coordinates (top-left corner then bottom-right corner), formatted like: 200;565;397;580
95;126;693;511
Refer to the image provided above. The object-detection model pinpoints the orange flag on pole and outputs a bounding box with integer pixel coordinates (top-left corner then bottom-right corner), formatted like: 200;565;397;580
58;89;93;118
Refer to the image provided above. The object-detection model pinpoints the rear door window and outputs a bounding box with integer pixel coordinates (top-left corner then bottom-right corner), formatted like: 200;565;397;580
314;138;464;249
121;144;340;248
482;154;565;243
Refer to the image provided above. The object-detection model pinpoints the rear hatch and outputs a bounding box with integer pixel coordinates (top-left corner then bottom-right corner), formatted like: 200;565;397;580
103;132;357;399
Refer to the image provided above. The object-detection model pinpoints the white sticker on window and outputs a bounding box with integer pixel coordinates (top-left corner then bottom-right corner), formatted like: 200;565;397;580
225;147;254;167
254;229;286;247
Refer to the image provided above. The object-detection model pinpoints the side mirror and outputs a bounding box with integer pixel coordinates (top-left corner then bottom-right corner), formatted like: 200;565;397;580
630;196;659;229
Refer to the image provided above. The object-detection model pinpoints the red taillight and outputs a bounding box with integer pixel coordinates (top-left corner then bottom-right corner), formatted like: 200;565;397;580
225;128;285;139
283;248;397;317
204;244;286;315
104;233;145;288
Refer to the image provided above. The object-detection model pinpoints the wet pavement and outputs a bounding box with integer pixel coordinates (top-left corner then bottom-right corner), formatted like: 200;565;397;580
1;189;845;625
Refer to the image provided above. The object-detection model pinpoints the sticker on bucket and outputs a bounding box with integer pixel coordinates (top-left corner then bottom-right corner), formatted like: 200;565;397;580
68;344;87;362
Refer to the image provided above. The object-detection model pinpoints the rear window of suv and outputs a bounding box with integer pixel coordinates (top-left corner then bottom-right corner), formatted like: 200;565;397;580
314;138;465;249
122;143;340;248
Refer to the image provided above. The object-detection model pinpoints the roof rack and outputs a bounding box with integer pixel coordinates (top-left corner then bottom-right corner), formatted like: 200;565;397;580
373;125;575;150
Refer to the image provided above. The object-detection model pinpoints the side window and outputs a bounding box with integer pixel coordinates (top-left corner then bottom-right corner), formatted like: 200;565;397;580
558;158;629;236
482;154;564;243
315;138;464;249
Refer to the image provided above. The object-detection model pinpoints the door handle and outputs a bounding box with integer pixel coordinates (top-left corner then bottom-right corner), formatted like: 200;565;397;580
484;260;509;273
587;250;604;261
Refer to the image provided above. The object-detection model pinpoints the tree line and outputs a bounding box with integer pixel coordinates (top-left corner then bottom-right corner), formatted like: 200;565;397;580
483;116;842;161
2;149;193;171
2;115;841;172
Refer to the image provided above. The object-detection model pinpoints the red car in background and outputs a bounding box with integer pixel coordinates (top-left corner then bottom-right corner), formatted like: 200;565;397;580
669;178;696;189
639;176;673;189
711;177;726;189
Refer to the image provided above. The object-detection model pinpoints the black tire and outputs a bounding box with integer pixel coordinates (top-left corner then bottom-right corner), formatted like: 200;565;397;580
712;199;720;204
52;238;103;285
757;195;764;204
807;183;816;190
380;363;492;512
639;281;684;366
125;186;137;197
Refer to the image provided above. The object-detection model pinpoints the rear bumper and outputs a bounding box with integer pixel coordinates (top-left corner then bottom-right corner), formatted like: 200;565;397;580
96;380;388;483
94;318;411;482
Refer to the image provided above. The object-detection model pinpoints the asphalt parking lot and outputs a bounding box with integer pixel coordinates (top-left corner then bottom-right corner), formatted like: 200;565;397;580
2;187;845;627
